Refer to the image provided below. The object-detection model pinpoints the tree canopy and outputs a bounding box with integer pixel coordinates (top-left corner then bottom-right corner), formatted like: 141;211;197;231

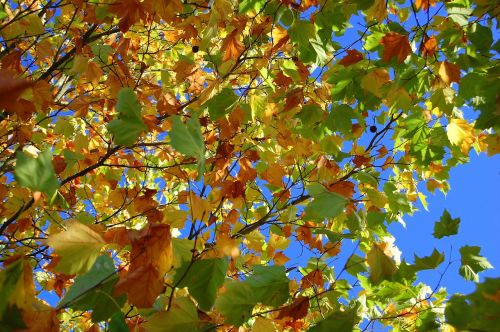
0;0;499;331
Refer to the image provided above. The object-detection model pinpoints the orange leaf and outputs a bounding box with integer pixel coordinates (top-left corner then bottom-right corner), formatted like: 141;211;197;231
338;49;364;67
129;223;173;276
328;181;355;198
0;70;34;115
380;32;412;64
415;0;437;11
420;35;437;58
301;269;324;289
221;29;245;62
114;264;164;308
19;306;59;332
438;61;461;86
273;251;290;265
276;296;310;320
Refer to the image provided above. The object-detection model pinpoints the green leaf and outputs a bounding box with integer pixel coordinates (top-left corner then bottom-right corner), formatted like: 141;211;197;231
204;88;238;120
0;305;27;331
305;184;348;221
108;312;128;332
46;222;106;275
14;150;59;196
239;0;266;13
459;246;493;282
345;254;367;276
446;278;500;331
145;297;202;332
468;23;493;52
108;87;147;146
174;258;229;311
215;280;256;326
58;255;124;322
367;243;397;285
246;265;289;307
169;115;205;179
308;308;358;332
414;249;444;271
0;260;23;318
433;209;460;239
445;294;473;330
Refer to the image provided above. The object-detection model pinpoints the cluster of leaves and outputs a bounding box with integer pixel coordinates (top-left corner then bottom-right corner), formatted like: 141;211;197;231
0;0;498;331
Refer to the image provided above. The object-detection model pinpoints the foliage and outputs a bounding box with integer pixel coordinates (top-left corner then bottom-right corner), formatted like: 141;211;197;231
0;0;498;330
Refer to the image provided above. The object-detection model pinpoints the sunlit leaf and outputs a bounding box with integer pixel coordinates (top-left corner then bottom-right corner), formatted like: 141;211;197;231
108;87;147;146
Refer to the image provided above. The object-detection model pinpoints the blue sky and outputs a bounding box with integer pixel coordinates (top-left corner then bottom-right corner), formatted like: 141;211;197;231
391;152;500;295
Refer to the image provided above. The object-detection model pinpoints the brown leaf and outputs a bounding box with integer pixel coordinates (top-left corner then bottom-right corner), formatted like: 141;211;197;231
438;61;461;86
0;70;34;113
18;302;59;332
114;264;164;308
415;0;437;11
276;296;310;320
301;269;324;289
222;29;245;62
338;49;364;67
129;223;173;276
420;35;437;58
380;32;412;64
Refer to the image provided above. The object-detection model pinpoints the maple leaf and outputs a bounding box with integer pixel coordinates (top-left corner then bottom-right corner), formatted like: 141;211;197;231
221;29;245;62
277;296;310;320
114;264;164;308
447;118;475;153
380;32;412;64
420;35;437;58
46;223;105;275
438;61;461;86
415;0;437;11
338;49;364;66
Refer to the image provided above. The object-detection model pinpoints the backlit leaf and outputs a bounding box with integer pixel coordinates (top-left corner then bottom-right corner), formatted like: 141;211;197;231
174;258;229;311
367;243;398;284
433;209;460;239
459;246;493;282
380;32;412;64
15;150;59;196
108;88;147;146
46;223;105;275
246;265;289;307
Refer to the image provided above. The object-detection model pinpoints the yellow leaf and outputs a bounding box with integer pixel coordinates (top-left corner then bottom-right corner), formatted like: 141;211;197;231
221;29;245;62
438;61;461;86
484;134;500;156
46;222;105;274
367;243;397;284
447;118;475;154
252;317;278;332
366;0;387;22
365;188;388;209
361;69;390;98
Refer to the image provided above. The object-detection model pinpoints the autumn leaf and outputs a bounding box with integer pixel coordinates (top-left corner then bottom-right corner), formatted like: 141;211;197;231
380;32;412;64
338;49;364;67
420;35;437;58
367;243;398;284
221;29;245;62
0;70;34;112
46;223;105;275
438;61;461;86
361;68;390;98
114;264;164;308
415;0;437;11
447;118;475;153
276;296;310;320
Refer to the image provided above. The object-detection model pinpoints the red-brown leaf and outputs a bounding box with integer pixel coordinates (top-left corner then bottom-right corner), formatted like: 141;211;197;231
380;32;412;64
338;49;364;67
